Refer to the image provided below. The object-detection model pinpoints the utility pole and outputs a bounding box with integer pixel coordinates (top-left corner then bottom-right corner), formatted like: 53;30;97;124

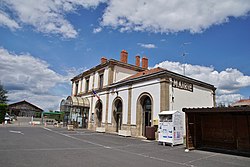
181;42;191;76
182;52;187;76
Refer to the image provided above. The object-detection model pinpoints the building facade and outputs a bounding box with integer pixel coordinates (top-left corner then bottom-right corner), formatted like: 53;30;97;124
8;100;43;117
61;50;216;137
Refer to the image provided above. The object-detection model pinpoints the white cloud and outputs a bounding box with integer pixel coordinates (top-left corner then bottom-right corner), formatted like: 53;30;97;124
138;43;157;49
0;11;20;30
154;61;250;105
216;94;243;107
101;0;250;33
93;27;102;33
7;91;64;111
0;47;81;110
2;0;249;37
0;0;105;38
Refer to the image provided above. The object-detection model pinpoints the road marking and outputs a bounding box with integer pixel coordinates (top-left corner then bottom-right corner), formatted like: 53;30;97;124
9;130;24;135
104;146;111;149
0;147;103;152
141;139;152;142
183;153;218;165
69;133;94;136
42;127;191;166
43;127;52;131
110;146;192;167
42;127;108;148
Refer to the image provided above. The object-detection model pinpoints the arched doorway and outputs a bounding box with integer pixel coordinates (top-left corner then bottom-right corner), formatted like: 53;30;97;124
137;94;153;137
95;100;102;127
113;99;122;132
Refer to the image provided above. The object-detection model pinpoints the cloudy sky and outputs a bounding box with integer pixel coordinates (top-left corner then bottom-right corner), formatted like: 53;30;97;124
0;0;250;110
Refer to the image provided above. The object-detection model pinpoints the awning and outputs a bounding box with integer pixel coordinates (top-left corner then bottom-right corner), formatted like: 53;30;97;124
64;96;90;108
42;112;63;115
158;110;178;115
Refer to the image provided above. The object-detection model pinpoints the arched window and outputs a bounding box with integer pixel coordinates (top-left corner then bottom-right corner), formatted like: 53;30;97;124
143;96;151;111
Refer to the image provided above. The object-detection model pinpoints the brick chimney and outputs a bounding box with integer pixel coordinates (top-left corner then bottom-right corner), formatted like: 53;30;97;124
120;50;128;63
135;55;140;67
142;56;148;69
101;57;107;64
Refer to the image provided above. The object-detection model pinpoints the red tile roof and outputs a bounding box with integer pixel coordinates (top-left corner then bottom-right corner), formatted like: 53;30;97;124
123;67;165;81
231;99;250;107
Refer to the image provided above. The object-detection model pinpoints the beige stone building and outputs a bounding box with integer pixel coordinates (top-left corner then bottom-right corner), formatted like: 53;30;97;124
61;50;216;138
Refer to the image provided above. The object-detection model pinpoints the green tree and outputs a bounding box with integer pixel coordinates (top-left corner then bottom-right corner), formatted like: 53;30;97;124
0;104;7;123
0;83;8;104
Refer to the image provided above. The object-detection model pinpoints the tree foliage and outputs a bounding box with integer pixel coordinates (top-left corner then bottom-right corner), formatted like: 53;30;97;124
0;104;7;123
0;83;8;104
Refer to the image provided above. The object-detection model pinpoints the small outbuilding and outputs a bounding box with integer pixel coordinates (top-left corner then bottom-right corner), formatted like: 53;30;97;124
183;107;250;155
8;100;43;117
231;99;250;107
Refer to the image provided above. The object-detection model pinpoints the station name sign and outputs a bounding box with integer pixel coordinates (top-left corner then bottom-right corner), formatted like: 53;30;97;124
172;79;193;92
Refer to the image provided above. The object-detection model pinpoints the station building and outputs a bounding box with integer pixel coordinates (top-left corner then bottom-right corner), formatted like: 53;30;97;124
8;100;43;117
61;50;216;137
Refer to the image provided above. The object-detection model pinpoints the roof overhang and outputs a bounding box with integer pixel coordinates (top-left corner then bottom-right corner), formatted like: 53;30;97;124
183;106;250;113
159;110;179;115
62;96;90;108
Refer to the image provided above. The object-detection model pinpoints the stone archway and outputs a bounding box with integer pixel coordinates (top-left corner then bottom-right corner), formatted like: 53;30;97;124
95;100;103;127
113;98;123;132
136;93;153;137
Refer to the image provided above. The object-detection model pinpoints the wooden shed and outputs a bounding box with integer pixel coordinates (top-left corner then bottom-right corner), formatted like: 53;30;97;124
8;100;43;117
183;107;250;155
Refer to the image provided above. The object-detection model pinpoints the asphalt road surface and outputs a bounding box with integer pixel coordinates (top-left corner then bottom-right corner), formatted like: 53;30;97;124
0;126;249;167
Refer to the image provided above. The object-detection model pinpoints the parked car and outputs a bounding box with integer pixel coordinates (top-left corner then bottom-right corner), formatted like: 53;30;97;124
10;114;16;121
4;115;11;123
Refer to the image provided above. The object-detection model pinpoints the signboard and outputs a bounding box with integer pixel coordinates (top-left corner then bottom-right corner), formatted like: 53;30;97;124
172;79;193;92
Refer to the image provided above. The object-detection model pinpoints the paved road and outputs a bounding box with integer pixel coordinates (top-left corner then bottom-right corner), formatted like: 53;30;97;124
0;126;249;167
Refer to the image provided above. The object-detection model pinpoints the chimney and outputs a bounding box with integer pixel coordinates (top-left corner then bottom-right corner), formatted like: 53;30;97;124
142;56;148;69
135;55;140;67
120;50;128;63
101;57;107;64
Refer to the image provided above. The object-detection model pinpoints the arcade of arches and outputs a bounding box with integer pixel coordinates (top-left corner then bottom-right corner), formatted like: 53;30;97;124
61;93;154;137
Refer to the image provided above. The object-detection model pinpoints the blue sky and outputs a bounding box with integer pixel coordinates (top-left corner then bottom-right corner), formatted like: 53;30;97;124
0;0;250;110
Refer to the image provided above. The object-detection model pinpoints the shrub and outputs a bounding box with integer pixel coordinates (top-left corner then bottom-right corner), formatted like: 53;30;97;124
0;104;7;123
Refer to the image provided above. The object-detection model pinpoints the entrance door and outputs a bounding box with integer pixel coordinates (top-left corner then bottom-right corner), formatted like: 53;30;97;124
114;100;122;132
95;101;102;127
142;96;152;136
82;108;89;128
